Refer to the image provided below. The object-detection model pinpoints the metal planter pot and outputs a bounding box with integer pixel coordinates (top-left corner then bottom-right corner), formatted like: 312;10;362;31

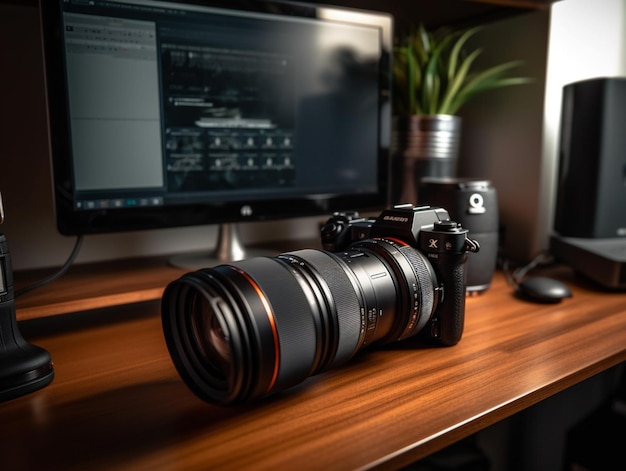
391;115;461;205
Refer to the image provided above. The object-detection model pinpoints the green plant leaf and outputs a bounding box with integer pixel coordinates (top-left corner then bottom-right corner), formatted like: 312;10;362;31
439;48;482;114
447;27;480;83
392;23;532;116
447;62;532;114
420;32;454;115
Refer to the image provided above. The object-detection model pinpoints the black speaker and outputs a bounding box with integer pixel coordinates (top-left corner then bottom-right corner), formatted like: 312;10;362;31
419;178;499;293
554;77;626;238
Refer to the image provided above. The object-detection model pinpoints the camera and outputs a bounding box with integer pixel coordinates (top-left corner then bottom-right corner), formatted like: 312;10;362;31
161;204;479;405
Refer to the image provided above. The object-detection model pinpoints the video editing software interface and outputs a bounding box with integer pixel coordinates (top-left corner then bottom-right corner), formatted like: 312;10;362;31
58;0;383;211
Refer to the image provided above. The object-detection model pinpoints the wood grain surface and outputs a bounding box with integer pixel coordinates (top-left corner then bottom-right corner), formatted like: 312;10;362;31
4;261;626;470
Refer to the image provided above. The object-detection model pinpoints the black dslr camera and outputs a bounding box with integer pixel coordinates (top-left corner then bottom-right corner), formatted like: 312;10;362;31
162;204;479;405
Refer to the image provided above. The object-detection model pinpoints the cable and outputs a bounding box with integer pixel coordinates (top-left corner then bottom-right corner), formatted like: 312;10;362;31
501;250;555;288
14;235;84;298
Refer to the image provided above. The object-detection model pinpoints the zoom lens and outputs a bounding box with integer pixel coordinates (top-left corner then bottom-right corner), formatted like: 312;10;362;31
161;239;440;405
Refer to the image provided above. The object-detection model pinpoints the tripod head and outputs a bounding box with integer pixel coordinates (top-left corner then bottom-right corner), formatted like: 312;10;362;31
0;193;54;402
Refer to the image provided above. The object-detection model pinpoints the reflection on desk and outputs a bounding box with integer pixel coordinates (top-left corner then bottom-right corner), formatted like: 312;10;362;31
3;266;626;470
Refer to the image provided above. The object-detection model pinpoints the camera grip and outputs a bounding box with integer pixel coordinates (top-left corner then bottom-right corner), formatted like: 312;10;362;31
424;252;467;346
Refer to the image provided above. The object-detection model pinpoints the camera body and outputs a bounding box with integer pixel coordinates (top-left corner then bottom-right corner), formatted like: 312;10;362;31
321;204;479;346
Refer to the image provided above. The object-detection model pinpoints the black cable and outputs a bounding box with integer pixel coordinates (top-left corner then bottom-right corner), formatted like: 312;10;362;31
14;235;84;298
501;250;555;288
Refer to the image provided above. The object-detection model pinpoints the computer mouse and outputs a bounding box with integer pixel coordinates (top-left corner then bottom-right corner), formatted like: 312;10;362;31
516;276;573;303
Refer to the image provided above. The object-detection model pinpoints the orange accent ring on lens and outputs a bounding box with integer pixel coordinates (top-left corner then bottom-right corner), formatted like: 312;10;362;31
378;237;408;247
235;268;280;394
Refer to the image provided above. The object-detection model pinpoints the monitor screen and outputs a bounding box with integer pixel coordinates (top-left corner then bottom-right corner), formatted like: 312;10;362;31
39;0;391;263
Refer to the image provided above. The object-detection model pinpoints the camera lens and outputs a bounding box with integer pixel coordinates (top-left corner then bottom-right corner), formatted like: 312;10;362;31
162;239;440;405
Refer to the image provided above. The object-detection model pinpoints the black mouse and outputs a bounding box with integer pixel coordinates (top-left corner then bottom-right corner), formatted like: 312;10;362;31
516;276;573;303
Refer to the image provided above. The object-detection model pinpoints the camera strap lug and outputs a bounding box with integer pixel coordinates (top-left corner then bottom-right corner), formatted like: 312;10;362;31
464;237;480;253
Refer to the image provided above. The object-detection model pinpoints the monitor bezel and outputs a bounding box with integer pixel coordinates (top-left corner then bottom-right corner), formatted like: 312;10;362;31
39;0;392;236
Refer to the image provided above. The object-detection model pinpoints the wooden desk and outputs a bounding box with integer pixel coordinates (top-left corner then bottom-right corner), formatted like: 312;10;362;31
3;258;626;470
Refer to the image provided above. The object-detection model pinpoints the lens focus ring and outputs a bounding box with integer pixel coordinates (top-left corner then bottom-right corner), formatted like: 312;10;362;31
283;249;364;366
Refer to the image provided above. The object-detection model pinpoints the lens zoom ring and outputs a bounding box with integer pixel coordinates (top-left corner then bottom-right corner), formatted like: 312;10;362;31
287;249;363;364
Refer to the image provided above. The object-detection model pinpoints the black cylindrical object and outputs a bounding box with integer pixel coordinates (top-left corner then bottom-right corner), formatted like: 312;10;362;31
419;178;499;293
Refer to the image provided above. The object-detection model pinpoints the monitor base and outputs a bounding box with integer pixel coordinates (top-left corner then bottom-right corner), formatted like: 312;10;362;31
169;223;278;270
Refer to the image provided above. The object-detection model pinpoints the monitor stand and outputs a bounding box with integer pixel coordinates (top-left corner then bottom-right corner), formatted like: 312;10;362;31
169;223;278;270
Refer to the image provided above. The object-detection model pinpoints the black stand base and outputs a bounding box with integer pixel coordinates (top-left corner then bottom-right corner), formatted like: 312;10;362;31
0;315;55;402
0;346;54;402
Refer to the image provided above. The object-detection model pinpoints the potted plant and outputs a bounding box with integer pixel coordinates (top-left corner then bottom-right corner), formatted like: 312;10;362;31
391;23;531;204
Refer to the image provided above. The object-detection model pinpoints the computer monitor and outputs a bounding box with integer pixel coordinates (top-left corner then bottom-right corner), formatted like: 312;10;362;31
39;0;392;267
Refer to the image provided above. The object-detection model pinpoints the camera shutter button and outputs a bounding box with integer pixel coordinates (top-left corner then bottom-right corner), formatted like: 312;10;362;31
434;220;459;232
